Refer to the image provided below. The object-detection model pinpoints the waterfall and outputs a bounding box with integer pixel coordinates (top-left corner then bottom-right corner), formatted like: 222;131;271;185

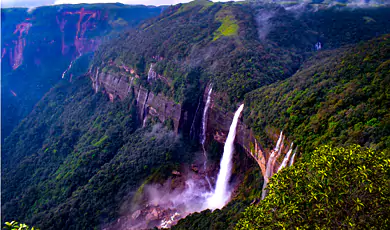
277;143;293;172
189;97;201;139
127;77;134;95
289;148;297;166
207;104;244;210
199;86;213;190
147;63;156;81
262;131;283;200
261;132;299;200
201;86;212;161
62;55;80;79
94;68;99;93
136;89;141;105
200;86;212;147
142;92;149;127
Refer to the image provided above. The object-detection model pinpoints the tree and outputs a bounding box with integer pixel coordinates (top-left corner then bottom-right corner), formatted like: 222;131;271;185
237;145;390;229
3;221;38;230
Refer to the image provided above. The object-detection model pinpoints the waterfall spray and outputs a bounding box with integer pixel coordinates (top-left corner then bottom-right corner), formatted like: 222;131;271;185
207;104;244;210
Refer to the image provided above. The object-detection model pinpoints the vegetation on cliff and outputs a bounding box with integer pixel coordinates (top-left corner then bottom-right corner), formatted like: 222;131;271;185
244;34;390;153
1;76;196;229
1;4;164;140
92;1;302;109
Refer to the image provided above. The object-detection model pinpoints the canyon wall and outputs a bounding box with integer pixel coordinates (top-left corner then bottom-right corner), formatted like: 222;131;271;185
90;67;292;176
91;69;183;133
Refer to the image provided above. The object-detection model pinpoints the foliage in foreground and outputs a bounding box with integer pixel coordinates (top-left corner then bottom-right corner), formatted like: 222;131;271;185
3;221;38;230
237;145;390;229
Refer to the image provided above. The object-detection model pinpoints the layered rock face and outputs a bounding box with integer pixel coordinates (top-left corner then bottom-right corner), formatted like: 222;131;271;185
9;21;32;69
91;70;182;133
1;5;164;140
206;95;269;175
2;8;103;70
91;66;291;176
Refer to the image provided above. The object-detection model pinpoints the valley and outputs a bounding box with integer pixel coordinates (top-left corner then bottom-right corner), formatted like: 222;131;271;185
1;1;389;229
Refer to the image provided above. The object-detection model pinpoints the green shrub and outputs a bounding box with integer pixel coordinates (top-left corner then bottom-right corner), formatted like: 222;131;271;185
237;145;390;229
3;221;38;230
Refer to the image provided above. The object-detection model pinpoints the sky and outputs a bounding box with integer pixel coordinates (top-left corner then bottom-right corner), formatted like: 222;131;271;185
1;0;237;8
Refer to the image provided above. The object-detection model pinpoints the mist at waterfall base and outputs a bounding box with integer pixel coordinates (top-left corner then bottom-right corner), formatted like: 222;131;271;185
132;104;245;228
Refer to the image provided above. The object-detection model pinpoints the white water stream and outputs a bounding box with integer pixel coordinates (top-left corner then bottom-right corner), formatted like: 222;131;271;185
206;104;244;210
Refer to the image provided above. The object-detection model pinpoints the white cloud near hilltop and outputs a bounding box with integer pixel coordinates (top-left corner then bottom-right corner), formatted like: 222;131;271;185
2;0;239;8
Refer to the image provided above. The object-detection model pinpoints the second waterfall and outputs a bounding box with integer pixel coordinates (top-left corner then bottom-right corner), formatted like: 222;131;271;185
206;104;244;210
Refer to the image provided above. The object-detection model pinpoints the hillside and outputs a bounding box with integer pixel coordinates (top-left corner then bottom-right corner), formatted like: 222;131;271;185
1;1;390;229
1;74;197;229
244;34;390;153
1;4;164;140
92;0;390;108
172;33;390;230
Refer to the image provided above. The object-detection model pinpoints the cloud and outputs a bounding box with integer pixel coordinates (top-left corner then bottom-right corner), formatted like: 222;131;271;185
2;0;240;8
53;0;189;6
1;0;55;8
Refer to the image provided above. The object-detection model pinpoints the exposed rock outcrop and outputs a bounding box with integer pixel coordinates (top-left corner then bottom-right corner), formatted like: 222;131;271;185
90;67;291;176
91;70;182;133
10;21;32;69
205;89;293;177
57;8;103;55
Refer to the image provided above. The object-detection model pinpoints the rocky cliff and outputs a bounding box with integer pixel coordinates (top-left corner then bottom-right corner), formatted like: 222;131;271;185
91;68;183;133
205;87;292;177
90;65;291;176
1;4;164;140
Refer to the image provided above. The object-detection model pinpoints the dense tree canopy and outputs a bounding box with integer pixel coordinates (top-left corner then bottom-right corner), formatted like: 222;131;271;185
237;145;390;229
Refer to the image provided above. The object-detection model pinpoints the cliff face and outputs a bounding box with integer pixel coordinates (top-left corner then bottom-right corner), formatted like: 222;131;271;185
9;21;32;69
1;5;164;140
2;8;103;70
206;93;268;175
91;67;290;176
91;70;182;133
57;8;103;56
2;6;163;70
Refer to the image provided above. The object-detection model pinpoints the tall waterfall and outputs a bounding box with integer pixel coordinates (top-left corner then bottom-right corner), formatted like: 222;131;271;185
200;86;213;147
207;104;244;210
201;86;213;190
